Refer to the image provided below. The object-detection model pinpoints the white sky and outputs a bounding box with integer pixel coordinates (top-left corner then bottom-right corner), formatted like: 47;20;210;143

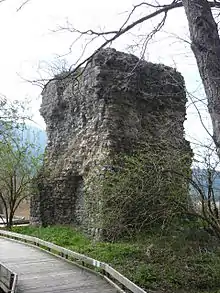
0;0;212;154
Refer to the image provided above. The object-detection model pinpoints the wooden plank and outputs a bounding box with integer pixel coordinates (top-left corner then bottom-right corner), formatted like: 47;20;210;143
0;230;104;268
0;265;11;288
0;230;147;293
0;238;118;293
0;281;9;293
11;274;18;293
104;264;147;293
0;263;17;293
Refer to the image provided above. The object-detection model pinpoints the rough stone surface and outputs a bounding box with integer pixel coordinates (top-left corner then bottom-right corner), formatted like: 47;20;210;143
31;48;191;237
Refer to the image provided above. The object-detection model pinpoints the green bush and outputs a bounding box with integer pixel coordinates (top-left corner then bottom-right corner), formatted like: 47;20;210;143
85;147;191;240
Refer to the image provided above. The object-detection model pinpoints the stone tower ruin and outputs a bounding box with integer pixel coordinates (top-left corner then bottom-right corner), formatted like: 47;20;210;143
31;48;191;238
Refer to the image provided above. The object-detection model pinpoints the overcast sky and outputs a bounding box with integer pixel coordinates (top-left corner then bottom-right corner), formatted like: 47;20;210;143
0;0;212;153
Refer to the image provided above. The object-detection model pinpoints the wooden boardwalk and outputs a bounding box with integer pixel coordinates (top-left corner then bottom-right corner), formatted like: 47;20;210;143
0;238;118;293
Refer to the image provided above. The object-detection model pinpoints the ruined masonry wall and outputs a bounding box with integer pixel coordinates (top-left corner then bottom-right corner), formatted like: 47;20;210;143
30;48;191;237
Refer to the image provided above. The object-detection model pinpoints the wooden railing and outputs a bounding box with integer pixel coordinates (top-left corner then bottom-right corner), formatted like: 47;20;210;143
0;214;29;226
0;230;147;293
0;262;17;293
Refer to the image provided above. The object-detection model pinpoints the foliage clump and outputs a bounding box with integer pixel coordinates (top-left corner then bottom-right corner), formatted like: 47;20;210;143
85;144;191;240
0;98;43;228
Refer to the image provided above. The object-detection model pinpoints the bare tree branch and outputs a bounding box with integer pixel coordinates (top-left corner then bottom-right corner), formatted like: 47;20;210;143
16;0;31;12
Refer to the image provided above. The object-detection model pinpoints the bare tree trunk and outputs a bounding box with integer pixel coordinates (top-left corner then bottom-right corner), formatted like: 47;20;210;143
182;0;220;152
7;212;13;230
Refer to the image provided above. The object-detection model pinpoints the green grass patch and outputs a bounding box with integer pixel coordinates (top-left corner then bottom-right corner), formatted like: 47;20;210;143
12;225;220;293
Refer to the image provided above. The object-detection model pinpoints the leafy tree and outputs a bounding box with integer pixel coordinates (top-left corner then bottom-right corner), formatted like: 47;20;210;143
0;123;43;228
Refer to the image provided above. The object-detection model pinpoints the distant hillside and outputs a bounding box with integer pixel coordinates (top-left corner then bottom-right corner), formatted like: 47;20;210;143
191;168;220;199
0;122;47;156
23;125;47;155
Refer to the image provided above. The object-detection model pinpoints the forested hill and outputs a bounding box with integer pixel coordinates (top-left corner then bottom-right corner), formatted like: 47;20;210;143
24;125;47;155
192;168;220;198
